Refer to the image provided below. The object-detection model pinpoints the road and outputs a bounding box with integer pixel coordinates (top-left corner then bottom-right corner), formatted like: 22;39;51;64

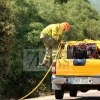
25;90;100;100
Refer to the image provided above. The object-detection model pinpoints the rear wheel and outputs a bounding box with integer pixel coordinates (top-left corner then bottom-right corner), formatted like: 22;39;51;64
80;89;88;93
69;89;77;97
54;86;64;99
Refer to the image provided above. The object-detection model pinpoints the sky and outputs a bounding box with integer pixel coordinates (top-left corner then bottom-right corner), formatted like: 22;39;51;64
89;0;100;13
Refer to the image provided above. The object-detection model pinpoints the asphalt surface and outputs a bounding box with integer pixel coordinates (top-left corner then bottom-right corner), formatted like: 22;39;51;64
25;90;100;100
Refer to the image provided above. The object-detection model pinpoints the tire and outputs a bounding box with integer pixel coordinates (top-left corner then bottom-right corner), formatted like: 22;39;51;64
54;88;64;99
80;89;88;93
69;89;77;97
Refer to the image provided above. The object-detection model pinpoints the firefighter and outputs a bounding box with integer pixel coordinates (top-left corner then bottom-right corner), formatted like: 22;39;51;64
40;22;70;67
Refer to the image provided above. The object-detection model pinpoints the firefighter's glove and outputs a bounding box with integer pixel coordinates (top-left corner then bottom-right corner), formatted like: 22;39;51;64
60;40;65;49
57;39;62;43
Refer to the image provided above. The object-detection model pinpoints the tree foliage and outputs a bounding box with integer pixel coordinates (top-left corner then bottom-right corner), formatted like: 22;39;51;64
4;0;49;99
63;0;100;40
0;0;16;98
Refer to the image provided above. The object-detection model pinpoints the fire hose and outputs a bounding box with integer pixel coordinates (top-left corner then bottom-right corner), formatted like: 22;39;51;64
18;43;62;100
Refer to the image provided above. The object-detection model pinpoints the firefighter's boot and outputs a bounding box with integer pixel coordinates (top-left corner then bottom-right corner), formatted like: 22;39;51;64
39;60;48;67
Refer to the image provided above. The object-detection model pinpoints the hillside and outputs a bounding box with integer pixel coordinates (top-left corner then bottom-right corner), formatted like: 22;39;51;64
89;0;100;13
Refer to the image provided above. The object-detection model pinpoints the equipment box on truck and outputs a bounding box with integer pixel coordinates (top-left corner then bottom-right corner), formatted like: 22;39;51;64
51;39;100;99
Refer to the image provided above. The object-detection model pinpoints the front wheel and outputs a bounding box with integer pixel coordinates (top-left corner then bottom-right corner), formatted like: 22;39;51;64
54;88;64;99
69;89;77;97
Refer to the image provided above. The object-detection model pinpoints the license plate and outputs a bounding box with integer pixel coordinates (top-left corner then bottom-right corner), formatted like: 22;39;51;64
71;77;92;84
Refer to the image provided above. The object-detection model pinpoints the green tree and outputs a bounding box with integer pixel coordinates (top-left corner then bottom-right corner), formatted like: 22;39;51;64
0;0;16;98
54;0;68;4
4;0;49;99
62;0;100;40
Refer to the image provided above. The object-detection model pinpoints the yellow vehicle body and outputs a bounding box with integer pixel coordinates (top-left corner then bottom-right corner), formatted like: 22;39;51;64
53;39;100;76
55;59;100;76
52;39;100;99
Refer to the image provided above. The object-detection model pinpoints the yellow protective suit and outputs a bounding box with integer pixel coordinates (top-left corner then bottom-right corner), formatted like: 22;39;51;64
40;22;66;41
40;22;68;65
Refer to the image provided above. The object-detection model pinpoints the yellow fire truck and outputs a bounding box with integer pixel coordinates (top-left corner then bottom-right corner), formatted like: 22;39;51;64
51;39;100;99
